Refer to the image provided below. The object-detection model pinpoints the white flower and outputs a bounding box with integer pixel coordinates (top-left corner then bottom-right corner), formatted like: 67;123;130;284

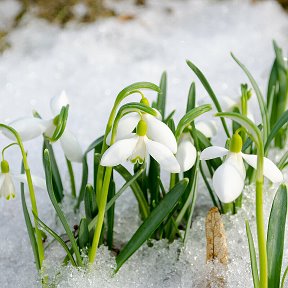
0;160;46;200
3;91;83;162
221;96;255;123
200;133;283;203
176;132;197;172
106;111;177;154
195;119;218;138
101;119;180;173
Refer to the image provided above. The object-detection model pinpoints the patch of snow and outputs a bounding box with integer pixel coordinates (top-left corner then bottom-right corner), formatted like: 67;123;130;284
0;0;287;287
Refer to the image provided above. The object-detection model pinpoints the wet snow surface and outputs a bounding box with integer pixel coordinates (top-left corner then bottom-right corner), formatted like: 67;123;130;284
0;0;287;287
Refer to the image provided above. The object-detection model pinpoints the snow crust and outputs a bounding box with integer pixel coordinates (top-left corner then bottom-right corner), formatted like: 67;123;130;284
0;0;287;287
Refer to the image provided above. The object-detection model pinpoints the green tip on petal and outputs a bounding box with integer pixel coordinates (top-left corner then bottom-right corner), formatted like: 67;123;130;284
229;133;243;153
1;160;10;173
140;97;150;107
136;120;147;136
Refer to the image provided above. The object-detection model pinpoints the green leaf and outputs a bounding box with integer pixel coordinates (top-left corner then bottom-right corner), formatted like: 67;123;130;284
21;187;41;270
157;71;167;118
278;151;288;170
114;164;149;219
281;265;288;288
186;82;196;112
115;179;189;272
34;213;77;267
88;166;144;232
245;220;259;288
264;110;288;154
148;157;160;207
186;60;231;138
66;157;76;198
78;218;90;249
75;136;103;209
84;184;98;220
175;104;212;139
50;105;69;142
231;53;269;141
107;178;116;250
215;112;262;149
43;149;83;266
43;139;64;203
267;184;288;288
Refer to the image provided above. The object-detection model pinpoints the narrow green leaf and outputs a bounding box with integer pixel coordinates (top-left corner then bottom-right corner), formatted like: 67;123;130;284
66;157;76;198
75;136;103;209
216;112;262;148
278;151;288;170
186;82;196;112
157;71;167;118
107;178;116;250
43;139;64;203
148;157;160;207
34;213;77;267
84;184;98;220
267;184;288;288
245;220;259;288
264;110;288;154
50;105;69;142
231;53;269;141
164;110;176;123
88;167;144;231
114;164;149;219
281;265;288;288
78;218;90;249
43;149;83;266
115;179;189;272
186;60;231;138
175;104;212;139
21;188;41;270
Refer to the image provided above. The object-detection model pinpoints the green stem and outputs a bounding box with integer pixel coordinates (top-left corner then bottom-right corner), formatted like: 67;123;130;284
65;157;76;198
256;144;268;288
89;167;112;263
0;124;44;267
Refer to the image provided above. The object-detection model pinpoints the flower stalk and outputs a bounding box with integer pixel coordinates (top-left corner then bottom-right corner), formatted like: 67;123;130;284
0;123;44;267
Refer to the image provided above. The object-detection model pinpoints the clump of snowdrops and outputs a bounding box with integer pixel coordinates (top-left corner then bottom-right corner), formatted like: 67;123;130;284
0;41;287;288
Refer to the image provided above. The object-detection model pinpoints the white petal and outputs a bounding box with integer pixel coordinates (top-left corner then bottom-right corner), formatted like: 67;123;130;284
50;90;70;115
60;129;83;162
106;113;140;145
0;174;5;194
144;113;177;154
145;138;180;173
221;96;237;111
129;136;146;164
3;117;51;141
241;153;283;183
200;146;229;160
12;173;47;190
176;135;197;172
213;162;245;203
0;174;15;200
195;120;218;138
101;136;138;166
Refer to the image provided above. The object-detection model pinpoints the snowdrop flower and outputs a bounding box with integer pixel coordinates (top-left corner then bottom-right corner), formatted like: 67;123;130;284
0;160;46;200
221;96;255;123
200;133;283;203
195;119;218;138
3;91;83;162
176;132;197;172
101;119;180;173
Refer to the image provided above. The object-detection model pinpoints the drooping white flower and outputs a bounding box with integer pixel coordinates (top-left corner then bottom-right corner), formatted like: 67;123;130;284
176;132;197;172
106;111;177;154
195;119;218;138
0;160;46;200
3;91;83;162
101;119;180;173
221;96;255;123
200;133;283;203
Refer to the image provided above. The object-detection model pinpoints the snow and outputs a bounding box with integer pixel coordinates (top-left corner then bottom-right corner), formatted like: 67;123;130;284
0;0;287;287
